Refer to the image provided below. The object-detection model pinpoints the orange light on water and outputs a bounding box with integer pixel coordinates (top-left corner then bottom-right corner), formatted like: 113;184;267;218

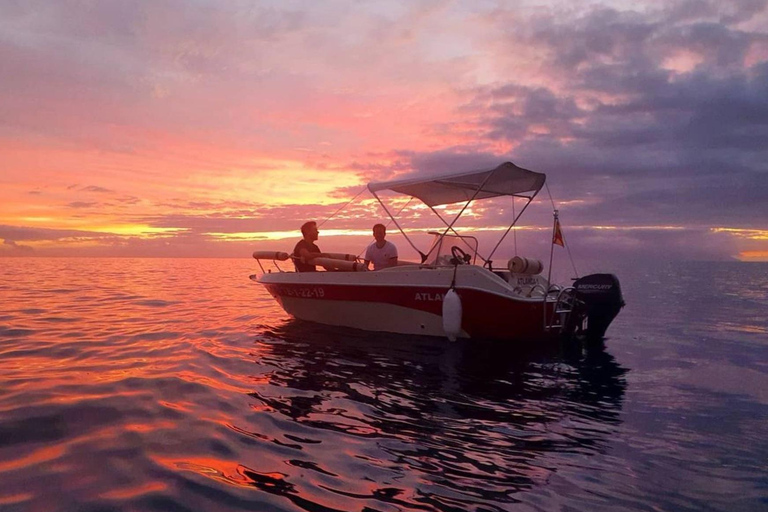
0;445;66;473
124;421;177;433
154;456;249;486
738;251;768;262
0;493;32;506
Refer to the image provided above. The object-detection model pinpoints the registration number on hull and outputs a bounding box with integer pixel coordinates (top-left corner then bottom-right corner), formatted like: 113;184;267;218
277;286;325;298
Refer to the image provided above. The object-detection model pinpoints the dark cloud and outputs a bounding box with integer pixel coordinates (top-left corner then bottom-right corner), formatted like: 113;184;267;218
666;0;768;25
2;239;34;253
67;201;100;209
81;185;115;193
564;171;768;230
115;195;141;205
387;150;506;178
137;200;383;234
0;224;112;242
446;1;768;235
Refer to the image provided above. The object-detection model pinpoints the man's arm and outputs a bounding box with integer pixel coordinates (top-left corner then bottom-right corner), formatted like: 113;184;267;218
298;245;324;263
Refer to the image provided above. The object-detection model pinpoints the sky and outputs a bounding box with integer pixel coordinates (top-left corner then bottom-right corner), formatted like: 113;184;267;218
1;0;767;263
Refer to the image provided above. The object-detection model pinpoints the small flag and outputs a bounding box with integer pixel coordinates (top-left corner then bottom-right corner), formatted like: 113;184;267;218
552;218;564;247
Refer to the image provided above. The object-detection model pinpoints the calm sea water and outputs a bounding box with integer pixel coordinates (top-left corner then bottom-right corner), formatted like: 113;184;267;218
0;258;766;512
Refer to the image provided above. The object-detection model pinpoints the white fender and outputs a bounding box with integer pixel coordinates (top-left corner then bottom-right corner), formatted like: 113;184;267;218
324;253;358;261
315;257;367;272
253;251;290;261
508;256;543;275
442;288;462;342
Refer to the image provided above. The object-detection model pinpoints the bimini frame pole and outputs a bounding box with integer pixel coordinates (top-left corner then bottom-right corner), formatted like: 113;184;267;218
486;188;541;267
431;169;499;251
370;190;428;263
370;167;499;264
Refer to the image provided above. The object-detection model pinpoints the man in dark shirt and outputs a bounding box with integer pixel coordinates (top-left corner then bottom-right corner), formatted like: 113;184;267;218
293;221;327;272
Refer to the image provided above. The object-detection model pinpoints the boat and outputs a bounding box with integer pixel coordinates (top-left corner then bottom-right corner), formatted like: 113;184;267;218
250;161;624;343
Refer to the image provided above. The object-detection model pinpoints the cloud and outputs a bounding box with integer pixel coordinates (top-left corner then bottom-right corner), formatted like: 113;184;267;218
137;200;383;234
66;201;100;209
0;224;114;242
435;1;768;234
0;0;766;260
2;238;34;253
115;195;141;205
80;185;115;193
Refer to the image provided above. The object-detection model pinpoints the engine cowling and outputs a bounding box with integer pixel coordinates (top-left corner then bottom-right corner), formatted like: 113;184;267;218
573;273;625;339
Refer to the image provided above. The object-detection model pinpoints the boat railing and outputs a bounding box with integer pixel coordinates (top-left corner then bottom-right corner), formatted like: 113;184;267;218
252;250;292;273
253;251;370;273
545;286;580;333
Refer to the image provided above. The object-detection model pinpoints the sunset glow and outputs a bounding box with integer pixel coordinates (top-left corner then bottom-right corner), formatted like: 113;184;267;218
739;251;768;262
1;1;766;261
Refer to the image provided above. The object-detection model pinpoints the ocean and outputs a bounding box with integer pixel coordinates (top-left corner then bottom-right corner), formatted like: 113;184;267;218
0;258;766;511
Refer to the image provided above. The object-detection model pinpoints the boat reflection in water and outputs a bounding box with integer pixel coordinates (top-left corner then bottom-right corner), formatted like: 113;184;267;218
229;320;627;511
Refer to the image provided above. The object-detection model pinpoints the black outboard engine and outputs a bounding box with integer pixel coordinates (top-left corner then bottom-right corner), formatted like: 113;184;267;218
573;274;625;339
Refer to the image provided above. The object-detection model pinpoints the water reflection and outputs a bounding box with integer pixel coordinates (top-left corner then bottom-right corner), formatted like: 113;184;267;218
235;320;627;511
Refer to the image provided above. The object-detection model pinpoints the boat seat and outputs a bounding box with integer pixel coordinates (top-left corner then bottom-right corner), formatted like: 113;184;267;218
493;271;509;282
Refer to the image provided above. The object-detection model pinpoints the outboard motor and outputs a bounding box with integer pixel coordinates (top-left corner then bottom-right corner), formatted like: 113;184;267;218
573;274;625;339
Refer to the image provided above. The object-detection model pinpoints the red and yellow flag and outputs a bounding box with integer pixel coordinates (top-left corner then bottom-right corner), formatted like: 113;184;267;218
552;218;564;247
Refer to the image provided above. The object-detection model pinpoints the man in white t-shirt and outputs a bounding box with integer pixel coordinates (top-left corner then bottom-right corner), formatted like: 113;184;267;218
364;223;398;270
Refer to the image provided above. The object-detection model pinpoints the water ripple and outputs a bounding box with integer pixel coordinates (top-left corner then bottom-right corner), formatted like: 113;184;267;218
0;259;765;511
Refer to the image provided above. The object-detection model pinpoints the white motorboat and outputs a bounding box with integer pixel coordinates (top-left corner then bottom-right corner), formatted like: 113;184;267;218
250;162;624;343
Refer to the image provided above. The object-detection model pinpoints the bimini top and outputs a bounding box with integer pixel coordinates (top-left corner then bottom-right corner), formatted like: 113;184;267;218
367;161;546;207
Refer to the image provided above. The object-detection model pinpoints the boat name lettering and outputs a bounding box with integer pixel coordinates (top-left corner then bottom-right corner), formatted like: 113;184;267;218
415;292;444;301
514;277;539;286
281;286;325;298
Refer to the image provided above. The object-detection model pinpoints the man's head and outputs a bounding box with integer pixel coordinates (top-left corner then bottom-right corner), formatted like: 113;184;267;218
301;221;319;241
373;223;386;242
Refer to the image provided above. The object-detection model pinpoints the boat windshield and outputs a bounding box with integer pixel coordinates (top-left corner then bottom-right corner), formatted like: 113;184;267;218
425;232;478;266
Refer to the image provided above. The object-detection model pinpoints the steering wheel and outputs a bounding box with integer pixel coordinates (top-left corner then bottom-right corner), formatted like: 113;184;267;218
450;245;471;264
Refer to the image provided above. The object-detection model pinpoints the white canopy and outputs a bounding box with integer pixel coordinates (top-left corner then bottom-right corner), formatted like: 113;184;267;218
367;161;546;207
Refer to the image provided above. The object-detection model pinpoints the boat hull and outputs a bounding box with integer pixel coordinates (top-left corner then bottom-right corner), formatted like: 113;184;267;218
256;266;569;342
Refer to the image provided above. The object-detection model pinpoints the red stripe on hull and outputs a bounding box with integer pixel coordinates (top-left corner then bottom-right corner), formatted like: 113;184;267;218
263;282;563;342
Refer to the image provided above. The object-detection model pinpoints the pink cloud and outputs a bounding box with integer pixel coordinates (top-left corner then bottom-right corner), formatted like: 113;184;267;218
0;0;766;260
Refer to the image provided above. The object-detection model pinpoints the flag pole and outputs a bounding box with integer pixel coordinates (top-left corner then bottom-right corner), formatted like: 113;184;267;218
544;210;558;330
547;210;559;289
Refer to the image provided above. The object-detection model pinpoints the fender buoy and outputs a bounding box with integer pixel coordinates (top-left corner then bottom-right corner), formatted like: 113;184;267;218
323;253;358;261
442;288;462;341
314;257;367;272
508;256;543;275
253;251;290;261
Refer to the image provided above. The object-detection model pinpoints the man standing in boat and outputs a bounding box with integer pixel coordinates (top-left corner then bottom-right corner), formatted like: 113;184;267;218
364;223;398;270
293;221;329;272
